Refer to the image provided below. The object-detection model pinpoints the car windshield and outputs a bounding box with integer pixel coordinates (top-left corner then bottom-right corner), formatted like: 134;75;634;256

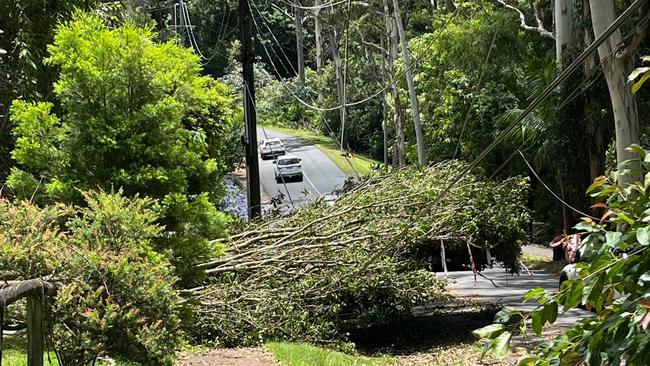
267;141;282;146
278;158;300;165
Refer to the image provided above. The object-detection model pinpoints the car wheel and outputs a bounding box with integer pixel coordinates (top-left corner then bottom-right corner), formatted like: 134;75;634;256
559;273;568;290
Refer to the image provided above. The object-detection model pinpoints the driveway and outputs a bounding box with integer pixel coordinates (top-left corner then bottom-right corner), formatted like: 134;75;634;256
256;127;348;209
445;266;588;328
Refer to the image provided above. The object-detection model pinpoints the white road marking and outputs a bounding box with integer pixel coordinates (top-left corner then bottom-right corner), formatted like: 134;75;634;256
303;171;322;196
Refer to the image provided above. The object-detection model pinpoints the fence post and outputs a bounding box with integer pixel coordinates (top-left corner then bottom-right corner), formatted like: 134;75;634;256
27;294;43;366
1;306;4;366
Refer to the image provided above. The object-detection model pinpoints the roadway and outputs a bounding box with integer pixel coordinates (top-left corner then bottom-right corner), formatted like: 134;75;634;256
256;128;348;210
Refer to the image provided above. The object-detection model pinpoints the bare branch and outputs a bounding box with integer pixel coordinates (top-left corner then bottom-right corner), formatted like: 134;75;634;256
496;0;555;40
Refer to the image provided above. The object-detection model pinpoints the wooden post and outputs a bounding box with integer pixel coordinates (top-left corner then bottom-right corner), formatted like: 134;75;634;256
1;306;4;365
27;295;43;366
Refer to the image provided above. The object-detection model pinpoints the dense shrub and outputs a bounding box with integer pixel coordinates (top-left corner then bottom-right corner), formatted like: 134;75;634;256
6;14;240;283
0;191;183;365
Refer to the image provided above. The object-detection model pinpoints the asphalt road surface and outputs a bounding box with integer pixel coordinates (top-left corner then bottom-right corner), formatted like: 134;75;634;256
256;128;348;209
446;266;588;329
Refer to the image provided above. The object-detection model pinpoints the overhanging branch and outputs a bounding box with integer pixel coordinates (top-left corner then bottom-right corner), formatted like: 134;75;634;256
496;0;555;40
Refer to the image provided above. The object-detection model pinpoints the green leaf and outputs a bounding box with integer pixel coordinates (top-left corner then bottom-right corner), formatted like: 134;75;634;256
587;176;608;193
632;71;650;93
590;254;613;274
532;311;543;335
472;324;505;339
492;330;512;359
493;307;515;324
605;231;622;247
524;288;545;302
563;281;585;312
574;221;600;233
518;356;537;366
544;301;558;324
637;227;650;246
625;144;646;158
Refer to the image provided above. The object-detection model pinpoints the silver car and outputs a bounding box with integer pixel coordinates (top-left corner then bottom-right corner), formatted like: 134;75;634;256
259;138;286;160
273;155;303;183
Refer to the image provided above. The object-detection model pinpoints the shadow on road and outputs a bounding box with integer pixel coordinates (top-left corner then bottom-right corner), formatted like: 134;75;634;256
349;300;500;356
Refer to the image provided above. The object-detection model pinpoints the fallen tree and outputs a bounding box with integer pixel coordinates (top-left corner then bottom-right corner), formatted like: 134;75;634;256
191;161;531;346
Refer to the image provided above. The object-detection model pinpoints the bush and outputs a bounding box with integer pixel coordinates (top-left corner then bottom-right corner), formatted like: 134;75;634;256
0;191;183;365
6;14;240;283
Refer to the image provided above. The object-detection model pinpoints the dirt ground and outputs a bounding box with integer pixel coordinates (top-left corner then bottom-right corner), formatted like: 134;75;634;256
176;347;280;366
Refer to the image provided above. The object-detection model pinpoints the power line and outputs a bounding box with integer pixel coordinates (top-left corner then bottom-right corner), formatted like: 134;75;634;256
250;0;361;178
433;0;648;206
453;28;498;159
517;150;599;220
249;4;458;112
178;0;204;58
243;80;297;210
276;0;350;11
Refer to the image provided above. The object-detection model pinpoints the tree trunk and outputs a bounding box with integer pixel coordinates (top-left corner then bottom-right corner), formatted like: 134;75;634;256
295;0;305;84
589;0;641;185
582;0;606;191
329;30;346;152
314;0;323;100
384;0;405;166
381;38;389;171
554;0;591;231
555;0;574;69
392;0;427;165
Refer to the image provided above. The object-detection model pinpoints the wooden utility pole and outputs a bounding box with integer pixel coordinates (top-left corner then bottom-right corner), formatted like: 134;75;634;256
392;0;427;165
295;0;305;83
314;0;323;101
239;0;261;219
380;37;389;171
383;0;405;166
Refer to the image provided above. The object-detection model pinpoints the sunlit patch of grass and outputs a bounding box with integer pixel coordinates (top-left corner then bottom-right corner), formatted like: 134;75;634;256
266;342;396;366
522;253;567;275
1;336;141;366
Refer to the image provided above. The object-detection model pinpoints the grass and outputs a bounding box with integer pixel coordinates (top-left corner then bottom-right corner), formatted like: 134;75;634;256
1;336;60;366
1;336;140;366
522;253;567;275
260;124;381;177
266;342;396;366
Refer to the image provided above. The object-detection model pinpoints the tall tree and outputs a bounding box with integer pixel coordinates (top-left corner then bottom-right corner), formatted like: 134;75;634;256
383;0;405;166
314;0;324;100
590;0;642;185
392;0;426;165
555;0;574;69
295;0;305;83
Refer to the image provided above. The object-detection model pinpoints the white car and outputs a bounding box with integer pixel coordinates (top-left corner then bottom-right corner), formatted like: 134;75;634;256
259;138;286;160
273;155;303;183
559;263;579;288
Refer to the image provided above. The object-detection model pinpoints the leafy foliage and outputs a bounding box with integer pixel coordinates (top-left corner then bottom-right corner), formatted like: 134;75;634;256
0;191;182;365
6;14;242;283
629;56;650;94
475;145;650;364
191;162;530;346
